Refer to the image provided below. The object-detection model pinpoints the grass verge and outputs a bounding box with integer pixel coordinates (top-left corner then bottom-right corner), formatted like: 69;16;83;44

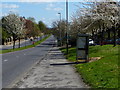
60;45;119;88
0;35;51;54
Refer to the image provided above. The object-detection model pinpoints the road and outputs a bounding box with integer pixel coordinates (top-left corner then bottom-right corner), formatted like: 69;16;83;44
2;35;56;88
1;35;46;50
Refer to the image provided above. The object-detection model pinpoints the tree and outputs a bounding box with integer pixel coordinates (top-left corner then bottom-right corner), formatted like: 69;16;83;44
18;17;26;48
27;17;36;23
24;19;34;38
0;26;11;45
33;23;41;37
24;19;41;38
2;13;25;49
71;0;119;46
52;20;66;46
38;21;46;34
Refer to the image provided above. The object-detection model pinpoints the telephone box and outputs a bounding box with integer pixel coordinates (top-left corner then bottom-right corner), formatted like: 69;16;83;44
76;34;89;62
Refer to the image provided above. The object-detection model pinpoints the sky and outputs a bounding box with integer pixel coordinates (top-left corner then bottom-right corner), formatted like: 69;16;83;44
1;0;119;27
0;1;81;28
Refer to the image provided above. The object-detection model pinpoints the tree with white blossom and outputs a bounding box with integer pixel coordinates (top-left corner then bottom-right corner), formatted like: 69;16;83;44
70;0;120;46
2;13;25;49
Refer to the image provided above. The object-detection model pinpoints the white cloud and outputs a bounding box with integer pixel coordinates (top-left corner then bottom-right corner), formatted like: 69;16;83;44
41;17;46;21
46;7;52;10
46;7;63;11
49;3;54;7
53;7;63;11
45;3;54;10
20;0;59;2
45;3;63;12
0;13;8;17
1;0;19;2
55;13;59;16
1;0;120;2
0;4;19;9
42;17;45;20
19;0;103;2
9;9;19;13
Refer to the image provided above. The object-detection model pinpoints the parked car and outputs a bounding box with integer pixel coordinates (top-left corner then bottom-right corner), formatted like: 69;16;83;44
116;38;120;45
99;39;114;45
89;39;95;46
100;40;108;45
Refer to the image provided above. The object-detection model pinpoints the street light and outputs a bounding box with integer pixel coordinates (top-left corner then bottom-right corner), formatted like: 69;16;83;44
58;12;62;46
66;0;69;55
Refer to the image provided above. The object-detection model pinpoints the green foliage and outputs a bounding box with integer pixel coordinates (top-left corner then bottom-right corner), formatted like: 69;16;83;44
38;21;46;33
0;27;11;44
61;45;119;88
33;23;41;36
27;17;36;23
24;20;41;38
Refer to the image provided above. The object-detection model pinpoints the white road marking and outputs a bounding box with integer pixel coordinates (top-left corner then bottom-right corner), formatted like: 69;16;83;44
16;56;19;58
4;59;8;62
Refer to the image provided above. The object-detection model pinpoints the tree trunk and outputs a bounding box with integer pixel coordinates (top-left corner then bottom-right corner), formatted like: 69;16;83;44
107;29;111;40
13;34;16;49
37;36;39;41
13;40;15;49
6;39;8;45
10;37;12;42
18;37;20;48
100;36;102;46
25;37;26;47
2;39;4;45
92;30;94;40
118;28;120;38
100;31;103;46
101;23;105;46
113;27;116;47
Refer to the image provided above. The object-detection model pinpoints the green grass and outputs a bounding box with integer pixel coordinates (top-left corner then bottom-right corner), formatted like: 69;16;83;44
0;35;51;54
60;45;119;88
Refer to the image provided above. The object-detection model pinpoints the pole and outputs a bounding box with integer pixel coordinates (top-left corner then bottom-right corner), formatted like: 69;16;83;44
60;13;62;46
58;13;62;46
66;0;69;55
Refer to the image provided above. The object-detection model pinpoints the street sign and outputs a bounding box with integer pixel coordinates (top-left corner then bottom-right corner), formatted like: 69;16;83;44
76;34;89;62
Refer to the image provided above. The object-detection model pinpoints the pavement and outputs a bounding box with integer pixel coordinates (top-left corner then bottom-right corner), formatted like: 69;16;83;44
12;45;89;88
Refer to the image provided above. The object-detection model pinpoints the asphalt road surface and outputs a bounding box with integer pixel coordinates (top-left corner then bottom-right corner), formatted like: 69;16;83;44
2;35;56;88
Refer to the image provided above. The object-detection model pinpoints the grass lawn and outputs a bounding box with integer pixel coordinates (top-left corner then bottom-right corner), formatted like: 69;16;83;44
61;45;119;88
0;35;50;54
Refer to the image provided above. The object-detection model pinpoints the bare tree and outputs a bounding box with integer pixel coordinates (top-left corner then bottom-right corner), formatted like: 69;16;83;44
52;20;66;46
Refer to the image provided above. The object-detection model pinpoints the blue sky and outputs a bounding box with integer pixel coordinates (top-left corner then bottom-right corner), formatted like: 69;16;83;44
1;2;80;27
1;0;119;27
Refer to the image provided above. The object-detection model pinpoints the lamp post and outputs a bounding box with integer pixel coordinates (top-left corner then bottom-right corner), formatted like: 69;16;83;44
66;0;69;55
58;12;62;46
